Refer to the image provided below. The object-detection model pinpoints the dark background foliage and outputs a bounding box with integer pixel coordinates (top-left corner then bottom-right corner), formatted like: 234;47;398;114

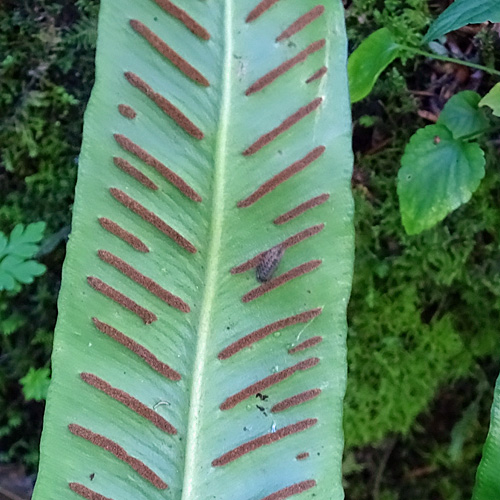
1;0;499;498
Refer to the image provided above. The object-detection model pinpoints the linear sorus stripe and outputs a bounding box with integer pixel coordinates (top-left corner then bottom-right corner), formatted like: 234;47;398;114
87;277;157;324
244;260;322;303
212;419;317;466
109;188;197;253
306;66;328;84
130;20;209;86
92;318;181;380
271;388;322;413
124;72;204;139
246;40;325;96
243;98;323;156
152;0;210;40
274;194;330;225
260;480;316;500
113;157;158;191
114;134;201;202
69;483;114;500
98;218;149;253
220;358;320;410
80;373;177;434
296;452;310;460
246;0;281;23
288;336;323;354
238;147;326;208
68;424;167;489
218;308;322;360
276;6;325;41
98;250;190;312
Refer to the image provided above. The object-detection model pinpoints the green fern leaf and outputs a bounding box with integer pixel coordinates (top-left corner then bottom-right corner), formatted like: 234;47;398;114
0;222;46;291
0;222;46;258
472;375;500;500
33;1;354;499
20;367;52;402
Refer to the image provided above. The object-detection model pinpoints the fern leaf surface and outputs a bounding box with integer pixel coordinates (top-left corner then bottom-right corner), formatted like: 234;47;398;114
33;1;354;499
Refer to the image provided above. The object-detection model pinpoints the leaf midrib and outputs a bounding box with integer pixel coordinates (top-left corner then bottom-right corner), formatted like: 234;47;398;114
181;1;233;497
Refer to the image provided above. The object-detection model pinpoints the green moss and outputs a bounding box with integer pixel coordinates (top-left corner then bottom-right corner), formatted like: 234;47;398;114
0;0;98;468
345;290;471;446
345;134;500;447
343;1;500;494
346;0;430;48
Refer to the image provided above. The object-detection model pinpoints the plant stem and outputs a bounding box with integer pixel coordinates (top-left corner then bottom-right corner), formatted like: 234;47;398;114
400;45;500;78
460;125;500;142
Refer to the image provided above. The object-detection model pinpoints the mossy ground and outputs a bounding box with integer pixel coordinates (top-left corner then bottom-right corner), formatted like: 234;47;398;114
1;0;499;498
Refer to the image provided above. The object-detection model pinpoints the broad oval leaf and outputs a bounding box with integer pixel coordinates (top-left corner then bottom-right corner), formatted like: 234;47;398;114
33;1;354;500
479;83;500;117
472;374;500;500
424;0;500;43
437;91;489;139
397;124;485;235
347;28;401;103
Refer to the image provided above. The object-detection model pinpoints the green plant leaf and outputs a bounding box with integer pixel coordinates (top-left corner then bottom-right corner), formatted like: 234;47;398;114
0;312;27;336
20;367;51;402
479;83;500;117
0;222;47;291
397;124;485;235
448;399;479;462
348;28;401;103
33;1;354;499
472;374;500;500
36;225;71;258
437;91;490;139
3;222;46;258
424;0;500;43
3;255;46;283
0;255;46;291
0;233;7;256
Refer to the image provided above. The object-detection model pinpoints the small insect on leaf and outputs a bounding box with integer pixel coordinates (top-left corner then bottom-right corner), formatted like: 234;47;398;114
256;245;285;283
